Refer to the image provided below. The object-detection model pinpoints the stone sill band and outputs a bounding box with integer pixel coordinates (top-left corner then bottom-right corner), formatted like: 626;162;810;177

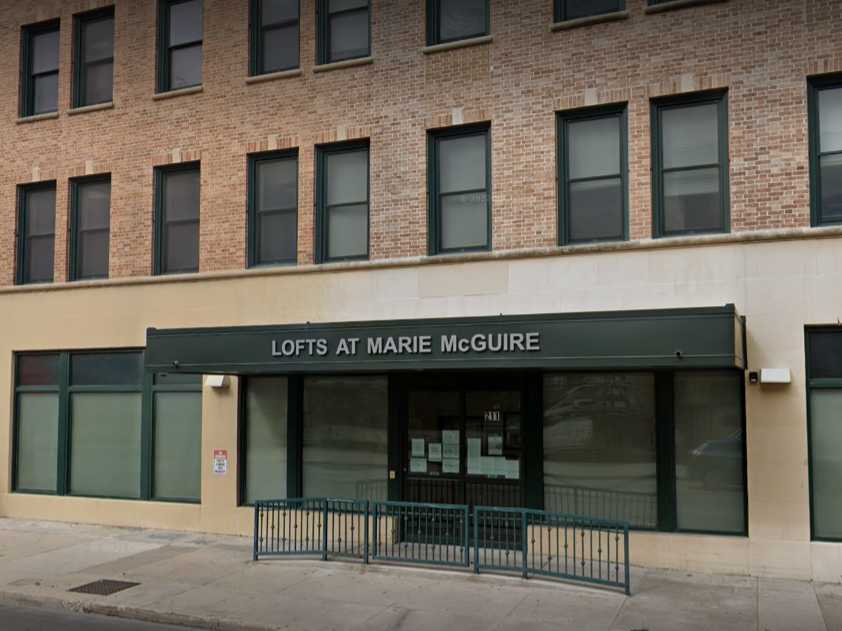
245;69;303;84
17;112;59;125
645;0;728;14
550;11;629;31
313;56;374;73
422;35;493;55
3;225;842;297
153;85;204;101
67;102;114;116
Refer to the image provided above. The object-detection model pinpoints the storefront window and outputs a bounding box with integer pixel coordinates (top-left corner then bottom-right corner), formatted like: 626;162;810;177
674;371;745;533
14;354;61;493
69;352;144;498
543;373;657;528
303;376;387;501
153;373;203;502
808;328;842;540
243;377;288;504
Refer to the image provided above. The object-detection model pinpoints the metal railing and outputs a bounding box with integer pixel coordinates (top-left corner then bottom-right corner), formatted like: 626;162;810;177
474;506;630;594
254;498;630;595
544;484;656;530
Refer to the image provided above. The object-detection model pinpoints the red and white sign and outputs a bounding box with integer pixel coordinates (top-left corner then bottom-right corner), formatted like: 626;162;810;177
213;449;229;475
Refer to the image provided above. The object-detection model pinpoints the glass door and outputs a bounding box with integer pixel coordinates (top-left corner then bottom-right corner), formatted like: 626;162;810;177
403;386;524;509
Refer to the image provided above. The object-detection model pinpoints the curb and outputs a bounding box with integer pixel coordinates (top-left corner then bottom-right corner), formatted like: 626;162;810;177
0;589;276;631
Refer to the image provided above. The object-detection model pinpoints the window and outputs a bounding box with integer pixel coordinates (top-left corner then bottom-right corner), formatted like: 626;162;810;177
20;20;60;117
558;106;627;244
674;371;745;533
251;0;299;75
543;374;657;528
543;370;746;534
154;163;200;275
153;373;202;502
16;182;56;285
13;351;204;503
807;328;842;541
317;0;369;65
242;377;288;504
74;8;114;107
70;176;110;281
158;0;203;92
248;151;298;266
302;376;388;500
428;125;491;254
651;92;729;237
555;0;623;22
426;0;488;46
316;142;369;262
809;77;842;226
13;354;60;493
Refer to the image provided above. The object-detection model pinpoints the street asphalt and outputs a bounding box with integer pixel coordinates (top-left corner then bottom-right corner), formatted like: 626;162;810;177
0;602;201;630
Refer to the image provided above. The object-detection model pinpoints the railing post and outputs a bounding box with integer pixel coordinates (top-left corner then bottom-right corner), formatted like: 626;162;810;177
322;499;329;561
363;500;370;564
473;506;480;574
463;505;470;568
252;502;260;562
521;510;528;579
623;523;631;596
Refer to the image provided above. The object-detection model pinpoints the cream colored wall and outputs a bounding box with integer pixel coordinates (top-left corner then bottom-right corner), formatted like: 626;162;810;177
2;234;841;581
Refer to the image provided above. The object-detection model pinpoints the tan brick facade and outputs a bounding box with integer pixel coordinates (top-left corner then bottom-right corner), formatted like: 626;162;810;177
1;0;841;285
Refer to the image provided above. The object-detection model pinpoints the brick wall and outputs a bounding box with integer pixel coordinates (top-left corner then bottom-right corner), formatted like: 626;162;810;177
1;0;841;285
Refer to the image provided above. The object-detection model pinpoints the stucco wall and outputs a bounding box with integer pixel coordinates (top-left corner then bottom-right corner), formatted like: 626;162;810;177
2;235;841;580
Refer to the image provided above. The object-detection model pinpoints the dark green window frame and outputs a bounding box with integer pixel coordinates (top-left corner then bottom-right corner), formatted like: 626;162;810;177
157;0;203;93
16;181;57;286
13;350;202;503
554;0;624;22
148;372;203;503
806;327;842;542
426;0;490;46
651;90;730;238
250;0;300;75
238;375;302;505
69;175;111;282
428;123;492;255
20;19;60;117
316;0;370;65
808;75;842;227
248;149;299;267
153;161;201;276
542;369;748;536
557;104;629;245
315;140;370;264
72;6;114;108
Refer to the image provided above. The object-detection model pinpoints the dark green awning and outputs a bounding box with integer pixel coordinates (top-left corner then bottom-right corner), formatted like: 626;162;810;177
145;305;745;375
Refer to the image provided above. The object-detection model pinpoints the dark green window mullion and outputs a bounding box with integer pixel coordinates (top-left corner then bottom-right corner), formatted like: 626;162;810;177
287;375;303;498
524;371;544;510
158;0;203;93
56;353;71;496
318;0;369;64
73;8;114;108
251;0;300;75
654;371;676;532
140;372;154;500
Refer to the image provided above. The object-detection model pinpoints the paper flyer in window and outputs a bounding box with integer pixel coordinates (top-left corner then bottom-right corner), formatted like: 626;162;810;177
410;457;427;473
442;457;459;474
488;434;503;456
428;443;442;462
442;430;459;458
411;438;425;457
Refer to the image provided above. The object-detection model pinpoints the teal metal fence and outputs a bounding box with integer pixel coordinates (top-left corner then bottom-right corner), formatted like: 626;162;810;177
253;498;630;595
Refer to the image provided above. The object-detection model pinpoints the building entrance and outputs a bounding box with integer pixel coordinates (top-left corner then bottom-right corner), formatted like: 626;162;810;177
400;374;526;510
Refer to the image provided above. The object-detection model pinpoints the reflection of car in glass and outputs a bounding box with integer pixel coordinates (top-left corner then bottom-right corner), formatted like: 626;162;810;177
687;430;743;488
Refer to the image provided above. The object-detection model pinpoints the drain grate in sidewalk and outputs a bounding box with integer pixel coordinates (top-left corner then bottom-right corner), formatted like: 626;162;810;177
69;579;140;596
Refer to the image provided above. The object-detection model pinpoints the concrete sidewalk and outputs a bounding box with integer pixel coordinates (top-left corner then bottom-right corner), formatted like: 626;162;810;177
0;518;840;631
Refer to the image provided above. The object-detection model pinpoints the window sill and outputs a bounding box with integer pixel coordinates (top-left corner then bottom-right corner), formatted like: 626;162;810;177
17;111;59;124
313;56;374;73
645;0;727;14
68;101;114;116
550;11;629;31
153;85;203;101
246;68;303;84
422;35;493;55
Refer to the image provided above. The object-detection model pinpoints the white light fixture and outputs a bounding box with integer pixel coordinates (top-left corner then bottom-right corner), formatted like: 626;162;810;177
206;375;229;389
760;368;791;385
